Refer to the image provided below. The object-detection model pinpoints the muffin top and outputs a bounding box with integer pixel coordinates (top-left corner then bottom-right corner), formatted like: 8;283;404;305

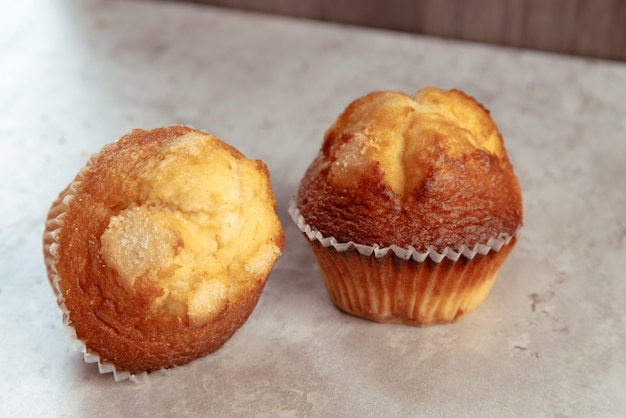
296;87;523;252
51;126;284;328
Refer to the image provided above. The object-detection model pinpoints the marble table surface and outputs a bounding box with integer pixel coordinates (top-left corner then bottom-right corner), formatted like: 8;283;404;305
1;0;625;416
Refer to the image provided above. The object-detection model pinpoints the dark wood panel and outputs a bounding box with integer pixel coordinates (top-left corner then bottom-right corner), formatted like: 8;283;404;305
177;0;626;61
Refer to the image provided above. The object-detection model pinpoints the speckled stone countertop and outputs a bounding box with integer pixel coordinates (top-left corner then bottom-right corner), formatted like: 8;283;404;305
1;0;625;416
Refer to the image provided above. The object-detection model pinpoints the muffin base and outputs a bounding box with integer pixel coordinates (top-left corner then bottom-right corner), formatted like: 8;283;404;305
307;238;515;325
289;199;518;326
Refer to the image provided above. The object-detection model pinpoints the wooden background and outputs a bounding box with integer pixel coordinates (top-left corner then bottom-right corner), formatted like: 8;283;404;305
181;0;626;61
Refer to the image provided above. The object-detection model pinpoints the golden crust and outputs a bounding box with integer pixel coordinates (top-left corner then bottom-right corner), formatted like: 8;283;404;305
43;126;284;374
297;87;523;252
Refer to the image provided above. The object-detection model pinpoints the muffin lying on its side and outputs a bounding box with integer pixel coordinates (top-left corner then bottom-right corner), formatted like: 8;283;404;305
291;87;523;326
43;126;284;379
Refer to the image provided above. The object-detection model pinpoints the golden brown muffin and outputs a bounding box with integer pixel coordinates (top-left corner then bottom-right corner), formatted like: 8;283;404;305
292;87;522;325
43;126;284;376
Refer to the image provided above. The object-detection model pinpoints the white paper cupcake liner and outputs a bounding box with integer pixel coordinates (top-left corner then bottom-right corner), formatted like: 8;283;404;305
288;198;518;263
288;198;520;325
43;157;149;383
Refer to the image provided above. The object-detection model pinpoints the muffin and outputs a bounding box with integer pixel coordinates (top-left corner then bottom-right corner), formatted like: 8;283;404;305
291;87;523;326
43;126;284;378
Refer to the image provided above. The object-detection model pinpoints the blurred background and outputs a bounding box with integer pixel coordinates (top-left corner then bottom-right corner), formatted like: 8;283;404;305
174;0;626;61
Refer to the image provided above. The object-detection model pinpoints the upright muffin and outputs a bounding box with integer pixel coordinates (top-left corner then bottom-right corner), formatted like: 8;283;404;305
43;126;284;378
291;87;522;325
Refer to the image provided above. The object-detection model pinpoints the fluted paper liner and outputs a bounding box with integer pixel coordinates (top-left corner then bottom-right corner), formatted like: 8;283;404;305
43;158;150;383
288;199;518;325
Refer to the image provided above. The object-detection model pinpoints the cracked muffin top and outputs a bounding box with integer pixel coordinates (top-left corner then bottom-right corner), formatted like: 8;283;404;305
296;87;523;252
